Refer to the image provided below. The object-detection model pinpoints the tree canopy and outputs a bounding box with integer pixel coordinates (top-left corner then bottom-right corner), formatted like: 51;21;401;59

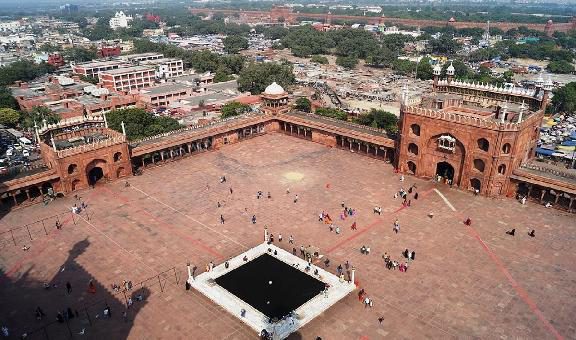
551;82;576;113
547;60;575;74
354;109;399;133
0;87;19;110
0;108;20;127
223;35;249;54
237;62;295;94
336;55;358;70
220;101;250;118
315;107;347;120
294;97;311;112
0;60;55;87
106;108;181;141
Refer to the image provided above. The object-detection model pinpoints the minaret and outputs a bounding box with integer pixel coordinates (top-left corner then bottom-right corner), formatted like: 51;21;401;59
433;63;442;89
446;62;455;84
518;101;526;123
500;102;508;123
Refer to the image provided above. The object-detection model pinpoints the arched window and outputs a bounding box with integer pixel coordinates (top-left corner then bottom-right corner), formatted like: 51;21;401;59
477;138;489;152
473;159;485;172
502;143;511;154
438;135;456;152
498;164;506;175
408;143;419;156
67;164;78;174
113;152;122;162
410;124;420;136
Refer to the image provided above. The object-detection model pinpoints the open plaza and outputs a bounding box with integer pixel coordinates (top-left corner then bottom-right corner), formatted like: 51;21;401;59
1;133;575;339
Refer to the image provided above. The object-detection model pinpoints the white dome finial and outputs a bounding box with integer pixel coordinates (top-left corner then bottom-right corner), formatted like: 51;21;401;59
446;62;455;76
264;82;285;95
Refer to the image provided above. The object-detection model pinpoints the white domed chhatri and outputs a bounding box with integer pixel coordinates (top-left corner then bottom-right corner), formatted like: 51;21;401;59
264;82;285;95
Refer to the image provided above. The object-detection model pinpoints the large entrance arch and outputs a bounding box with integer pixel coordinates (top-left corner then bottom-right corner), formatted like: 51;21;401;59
436;162;454;183
86;159;107;186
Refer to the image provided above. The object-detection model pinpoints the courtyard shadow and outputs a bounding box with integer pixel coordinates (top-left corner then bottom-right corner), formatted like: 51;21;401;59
0;238;149;339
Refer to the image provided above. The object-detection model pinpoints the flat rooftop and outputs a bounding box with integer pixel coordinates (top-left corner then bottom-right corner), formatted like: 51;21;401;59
74;60;127;69
100;65;155;75
1;133;574;339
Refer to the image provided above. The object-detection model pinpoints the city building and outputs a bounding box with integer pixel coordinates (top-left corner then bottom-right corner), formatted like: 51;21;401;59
99;66;156;92
109;11;133;30
0;21;21;32
47;53;65;68
98;46;122;58
121;52;164;64
140;58;184;79
72;60;129;80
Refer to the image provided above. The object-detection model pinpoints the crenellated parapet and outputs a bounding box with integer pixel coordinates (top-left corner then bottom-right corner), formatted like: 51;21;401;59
55;135;127;159
403;105;521;131
436;79;538;98
37;114;108;136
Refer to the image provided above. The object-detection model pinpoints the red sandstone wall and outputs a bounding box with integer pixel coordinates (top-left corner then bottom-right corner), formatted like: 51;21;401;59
190;8;574;33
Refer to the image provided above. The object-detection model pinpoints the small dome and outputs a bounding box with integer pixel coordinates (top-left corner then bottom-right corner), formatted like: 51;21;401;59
433;64;442;71
448;17;456;22
264;82;285;95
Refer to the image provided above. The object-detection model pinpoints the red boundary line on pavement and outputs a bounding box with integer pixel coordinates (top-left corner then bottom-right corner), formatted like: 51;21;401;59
98;186;223;259
444;194;564;340
325;188;435;254
465;225;564;340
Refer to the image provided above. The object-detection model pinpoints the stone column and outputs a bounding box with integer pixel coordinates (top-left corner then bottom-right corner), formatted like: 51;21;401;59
555;193;560;204
12;193;17;206
540;189;546;202
25;189;30;201
160;151;164;161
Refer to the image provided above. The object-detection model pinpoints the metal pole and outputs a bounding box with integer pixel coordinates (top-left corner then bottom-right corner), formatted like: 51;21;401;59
10;229;16;246
174;267;178;285
26;226;33;241
41;220;48;235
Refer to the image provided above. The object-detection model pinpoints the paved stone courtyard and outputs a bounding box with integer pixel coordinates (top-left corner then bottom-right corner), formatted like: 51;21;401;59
1;133;575;339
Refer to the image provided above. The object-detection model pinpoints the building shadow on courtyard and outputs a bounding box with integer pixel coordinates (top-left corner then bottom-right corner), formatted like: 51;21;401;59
0;238;150;339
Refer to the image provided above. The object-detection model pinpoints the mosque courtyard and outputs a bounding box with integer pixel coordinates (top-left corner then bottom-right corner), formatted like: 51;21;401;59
0;132;575;339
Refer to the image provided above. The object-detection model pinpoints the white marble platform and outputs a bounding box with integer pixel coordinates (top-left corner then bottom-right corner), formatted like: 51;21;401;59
188;243;355;339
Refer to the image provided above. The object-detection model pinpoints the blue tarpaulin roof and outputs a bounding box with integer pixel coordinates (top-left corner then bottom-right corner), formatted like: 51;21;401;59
562;140;576;146
535;147;555;156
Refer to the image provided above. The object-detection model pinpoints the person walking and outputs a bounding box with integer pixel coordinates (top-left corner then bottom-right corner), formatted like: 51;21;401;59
220;215;225;224
294;194;299;203
289;235;294;244
528;229;535;237
278;234;283;242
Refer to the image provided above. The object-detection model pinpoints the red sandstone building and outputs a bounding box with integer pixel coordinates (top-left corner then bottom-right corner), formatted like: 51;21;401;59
99;66;156;92
1;81;574;212
397;63;550;197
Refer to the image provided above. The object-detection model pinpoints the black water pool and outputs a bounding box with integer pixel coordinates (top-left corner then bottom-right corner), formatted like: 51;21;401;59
215;253;325;320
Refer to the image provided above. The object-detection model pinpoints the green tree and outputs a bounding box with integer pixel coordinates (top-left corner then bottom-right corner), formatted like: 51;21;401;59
551;82;576;113
220;101;250;118
430;34;461;55
310;55;329;65
392;59;416;76
294;98;311;112
64;47;98;62
223;35;249;54
238;62;295;94
547;60;575;74
80;75;98;84
0;86;19;110
0;60;55;87
416;57;434;80
106;108;181;140
39;43;62;53
366;47;397;68
354;109;399;133
0;108;20;126
315;107;347;120
336;55;358;69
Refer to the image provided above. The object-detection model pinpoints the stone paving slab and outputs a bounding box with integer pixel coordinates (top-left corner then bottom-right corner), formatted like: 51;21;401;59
1;132;575;339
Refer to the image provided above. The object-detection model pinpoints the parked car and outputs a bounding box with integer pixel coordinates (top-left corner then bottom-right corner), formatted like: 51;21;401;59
6;149;13;156
22;150;30;157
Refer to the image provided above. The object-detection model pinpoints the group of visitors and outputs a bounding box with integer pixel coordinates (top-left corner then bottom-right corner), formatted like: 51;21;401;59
382;253;409;272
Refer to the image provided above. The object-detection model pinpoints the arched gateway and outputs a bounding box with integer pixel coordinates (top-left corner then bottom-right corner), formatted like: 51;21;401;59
86;159;107;186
